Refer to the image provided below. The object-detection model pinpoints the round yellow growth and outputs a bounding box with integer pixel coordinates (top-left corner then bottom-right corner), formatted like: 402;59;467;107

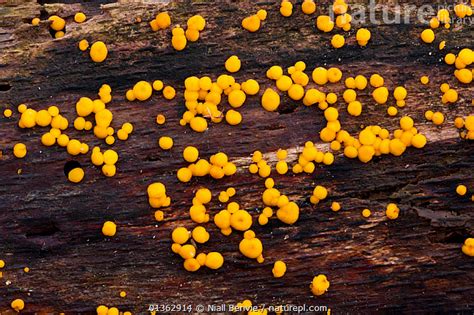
225;109;242;125
32;17;40;26
156;114;166;125
239;233;263;259
102;221;116;236
356;28;371;46
331;201;341;212
362;208;371;218
154;210;164;221
386;203;400;219
230;210;252;231
0;260;4;268
288;84;304;100
172;28;187;51
11;299;25;312
133;81;153;101
462;238;474;257
172;227;189;244
177;167;193;182
225;55;241;73
272;260;287;278
228;90;246;108
420;29;435;43
68;167;84;183
456;184;467;196
347;101;362;116
163;86;176;100
13;143;27;158
156;12;171;29
311;275;330;296
241;79;260;95
420;76;429;84
74;12;86;23
316;15;334;32
431;112;444;125
331;34;345;48
183;146;199;163
280;0;293;17
158;136;173;150
190;116;208;132
179;244;196;259
261;88;280;112
90;41;108;63
49;15;65;31
411;134;427;148
78;39;89;51
242;14;261;32
205;252;224;269
4;109;12;118
192;226;209;244
256;9;267;21
302;0;316;14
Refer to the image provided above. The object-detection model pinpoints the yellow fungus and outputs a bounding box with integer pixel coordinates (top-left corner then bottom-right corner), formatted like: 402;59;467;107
204;252;224;269
421;29;435;43
242;14;261;32
356;28;371;46
155;12;171;29
280;0;293;17
13;143;27;158
67;167;84;183
272;260;287;278
163;86;176;100
239;232;263;259
172;227;190;244
78;39;89;51
431;112;445;125
225;109;242;125
32;17;40;26
347;101;362;116
420;76;429;84
230;209;252;231
456;184;467;196
225;55;241;73
331;34;345;49
331;201;341;212
302;0;316;14
311;275;329;296
241;79;260;95
102;221;117;236
11;299;25;312
462;238;474;256
74;12;86;23
49;15;65;31
386;203;400;219
158;136;173;150
89;41;108;63
177;167;193;182
316;15;334;32
133;81;153;101
179;244;196;259
261;88;280;112
362;208;371;217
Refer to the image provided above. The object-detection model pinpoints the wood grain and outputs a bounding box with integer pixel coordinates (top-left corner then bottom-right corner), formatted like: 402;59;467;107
0;0;473;313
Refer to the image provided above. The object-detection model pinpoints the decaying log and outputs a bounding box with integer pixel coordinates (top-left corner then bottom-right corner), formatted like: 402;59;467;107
0;0;473;313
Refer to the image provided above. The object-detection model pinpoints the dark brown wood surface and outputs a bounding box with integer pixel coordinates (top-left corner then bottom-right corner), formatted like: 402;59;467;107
0;0;473;313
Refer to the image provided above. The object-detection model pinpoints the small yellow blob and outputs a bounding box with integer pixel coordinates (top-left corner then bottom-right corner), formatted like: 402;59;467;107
272;260;287;278
102;221;117;236
90;41;108;63
456;184;467;196
11;299;25;312
78;39;89;51
311;274;330;296
13;143;27;158
362;208;371;218
74;12;86;23
225;55;241;73
68;167;84;183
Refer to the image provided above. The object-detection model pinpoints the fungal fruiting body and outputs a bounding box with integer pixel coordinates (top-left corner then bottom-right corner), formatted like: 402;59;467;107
239;230;264;263
242;10;266;32
272;260;287;278
90;41;108;63
386;203;400;219
356;28;371;46
150;12;171;31
172;27;187;51
147;182;171;209
102;221;117;236
11;299;25;312
462;238;474;256
311;275;330;296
